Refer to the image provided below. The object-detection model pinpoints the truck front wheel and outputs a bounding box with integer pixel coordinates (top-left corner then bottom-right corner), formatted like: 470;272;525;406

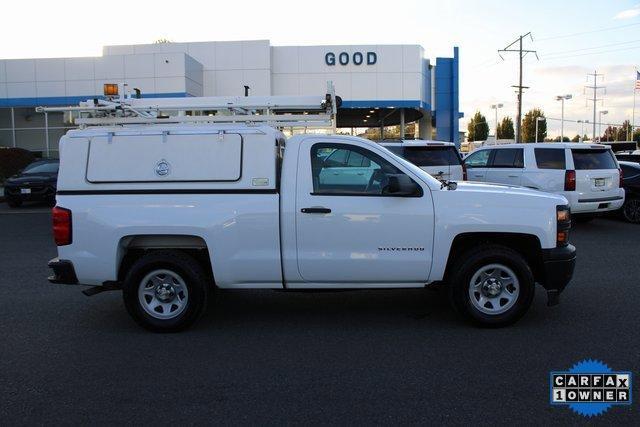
448;244;535;327
122;250;209;332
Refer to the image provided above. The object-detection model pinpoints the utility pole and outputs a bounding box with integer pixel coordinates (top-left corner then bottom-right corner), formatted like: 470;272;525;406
585;71;605;142
499;32;537;143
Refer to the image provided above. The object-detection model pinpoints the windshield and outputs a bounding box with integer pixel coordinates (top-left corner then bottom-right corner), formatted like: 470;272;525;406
23;161;59;174
402;147;462;167
378;146;441;187
571;149;617;170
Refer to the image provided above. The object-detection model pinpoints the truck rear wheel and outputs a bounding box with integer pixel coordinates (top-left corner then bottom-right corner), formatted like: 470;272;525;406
448;244;535;327
122;250;209;332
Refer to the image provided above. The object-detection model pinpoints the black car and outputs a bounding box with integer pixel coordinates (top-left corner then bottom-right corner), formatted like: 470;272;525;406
615;152;640;163
619;161;640;224
3;159;59;208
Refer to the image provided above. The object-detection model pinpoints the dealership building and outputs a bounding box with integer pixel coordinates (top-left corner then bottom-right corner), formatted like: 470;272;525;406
0;40;461;155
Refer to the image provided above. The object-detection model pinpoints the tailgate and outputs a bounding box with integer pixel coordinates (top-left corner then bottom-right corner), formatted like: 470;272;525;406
571;148;620;202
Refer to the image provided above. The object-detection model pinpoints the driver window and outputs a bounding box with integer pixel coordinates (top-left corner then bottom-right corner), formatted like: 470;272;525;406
311;143;410;196
464;149;491;168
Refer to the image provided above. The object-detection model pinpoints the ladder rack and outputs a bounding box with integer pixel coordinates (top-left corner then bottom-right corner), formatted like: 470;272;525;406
36;82;339;129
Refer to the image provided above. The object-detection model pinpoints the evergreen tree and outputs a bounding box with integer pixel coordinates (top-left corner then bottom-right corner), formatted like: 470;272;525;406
497;117;515;139
467;111;489;142
521;109;546;142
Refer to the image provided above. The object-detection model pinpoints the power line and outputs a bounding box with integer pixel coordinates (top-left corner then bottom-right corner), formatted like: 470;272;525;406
499;32;538;143
542;44;640;61
543;38;640;57
536;22;640;42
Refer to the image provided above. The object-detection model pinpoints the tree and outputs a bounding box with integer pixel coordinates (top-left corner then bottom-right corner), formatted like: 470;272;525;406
521;109;546;142
467;111;489;142
633;128;640;144
616;120;633;141
602;125;617;142
153;38;172;44
571;134;581;142
496;117;515;139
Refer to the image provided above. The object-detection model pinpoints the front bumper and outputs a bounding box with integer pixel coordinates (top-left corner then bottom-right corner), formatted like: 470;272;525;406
48;258;78;285
4;184;56;201
541;244;576;305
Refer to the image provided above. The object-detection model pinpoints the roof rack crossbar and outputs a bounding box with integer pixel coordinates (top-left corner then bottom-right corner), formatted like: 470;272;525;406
35;82;339;129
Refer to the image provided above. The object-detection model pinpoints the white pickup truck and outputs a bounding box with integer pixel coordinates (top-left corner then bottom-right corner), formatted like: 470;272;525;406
45;93;576;332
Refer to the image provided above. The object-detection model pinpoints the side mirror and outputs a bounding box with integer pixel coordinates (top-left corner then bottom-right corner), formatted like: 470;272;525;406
384;175;421;196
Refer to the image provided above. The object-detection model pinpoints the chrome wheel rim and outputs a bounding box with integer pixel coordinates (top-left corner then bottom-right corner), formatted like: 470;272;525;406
138;269;189;320
468;263;519;315
623;199;640;223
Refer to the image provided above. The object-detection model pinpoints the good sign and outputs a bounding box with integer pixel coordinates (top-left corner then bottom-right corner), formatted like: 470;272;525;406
325;51;377;66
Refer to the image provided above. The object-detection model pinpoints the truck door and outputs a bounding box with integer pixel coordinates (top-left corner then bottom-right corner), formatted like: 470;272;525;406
463;148;491;182
295;140;434;284
486;148;524;186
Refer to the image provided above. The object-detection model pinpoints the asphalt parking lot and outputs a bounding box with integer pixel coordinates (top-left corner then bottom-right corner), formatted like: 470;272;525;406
0;202;638;424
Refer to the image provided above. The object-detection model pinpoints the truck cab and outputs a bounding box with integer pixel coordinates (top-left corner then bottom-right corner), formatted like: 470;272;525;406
45;89;576;332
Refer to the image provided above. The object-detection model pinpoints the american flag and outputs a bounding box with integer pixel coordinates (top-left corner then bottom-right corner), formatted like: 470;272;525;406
636;71;640;90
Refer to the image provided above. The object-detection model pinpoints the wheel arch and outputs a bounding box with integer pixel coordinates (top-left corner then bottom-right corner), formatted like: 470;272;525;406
116;235;214;286
444;232;544;285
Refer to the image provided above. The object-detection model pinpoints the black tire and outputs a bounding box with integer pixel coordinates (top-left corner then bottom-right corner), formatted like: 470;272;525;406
122;250;209;332
448;244;535;327
622;197;640;224
6;197;22;208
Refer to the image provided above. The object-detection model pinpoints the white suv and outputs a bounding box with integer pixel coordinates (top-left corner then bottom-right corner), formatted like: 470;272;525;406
379;140;465;181
463;143;624;215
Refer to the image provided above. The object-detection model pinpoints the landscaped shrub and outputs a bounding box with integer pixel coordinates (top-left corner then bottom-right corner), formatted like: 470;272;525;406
0;147;36;182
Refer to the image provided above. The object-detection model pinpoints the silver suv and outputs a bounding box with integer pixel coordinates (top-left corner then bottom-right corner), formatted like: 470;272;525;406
463;143;624;215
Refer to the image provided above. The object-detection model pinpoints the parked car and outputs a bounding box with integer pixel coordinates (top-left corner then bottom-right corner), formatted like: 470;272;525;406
3;159;59;207
379;140;465;181
463;143;624;218
618;161;640;223
615;150;640;164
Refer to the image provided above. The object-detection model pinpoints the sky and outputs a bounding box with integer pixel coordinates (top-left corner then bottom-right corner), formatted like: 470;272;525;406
2;0;639;138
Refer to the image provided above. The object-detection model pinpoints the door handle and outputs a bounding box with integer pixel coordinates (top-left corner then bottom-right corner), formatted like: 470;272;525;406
301;207;331;214
473;174;485;177
356;172;365;176
508;175;519;178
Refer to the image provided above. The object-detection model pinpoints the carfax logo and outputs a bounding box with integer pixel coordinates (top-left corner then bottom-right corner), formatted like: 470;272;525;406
550;359;632;417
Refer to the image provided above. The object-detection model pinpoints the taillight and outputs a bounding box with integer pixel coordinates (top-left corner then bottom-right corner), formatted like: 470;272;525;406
52;206;72;246
556;205;571;247
462;163;467;181
618;168;623;188
564;170;576;191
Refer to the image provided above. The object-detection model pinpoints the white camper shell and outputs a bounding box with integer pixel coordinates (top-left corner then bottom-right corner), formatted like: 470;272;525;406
59;124;282;192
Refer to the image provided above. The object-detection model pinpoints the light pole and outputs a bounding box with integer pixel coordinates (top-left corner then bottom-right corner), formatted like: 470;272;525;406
555;94;572;142
535;116;545;143
490;103;504;140
598;110;608;142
